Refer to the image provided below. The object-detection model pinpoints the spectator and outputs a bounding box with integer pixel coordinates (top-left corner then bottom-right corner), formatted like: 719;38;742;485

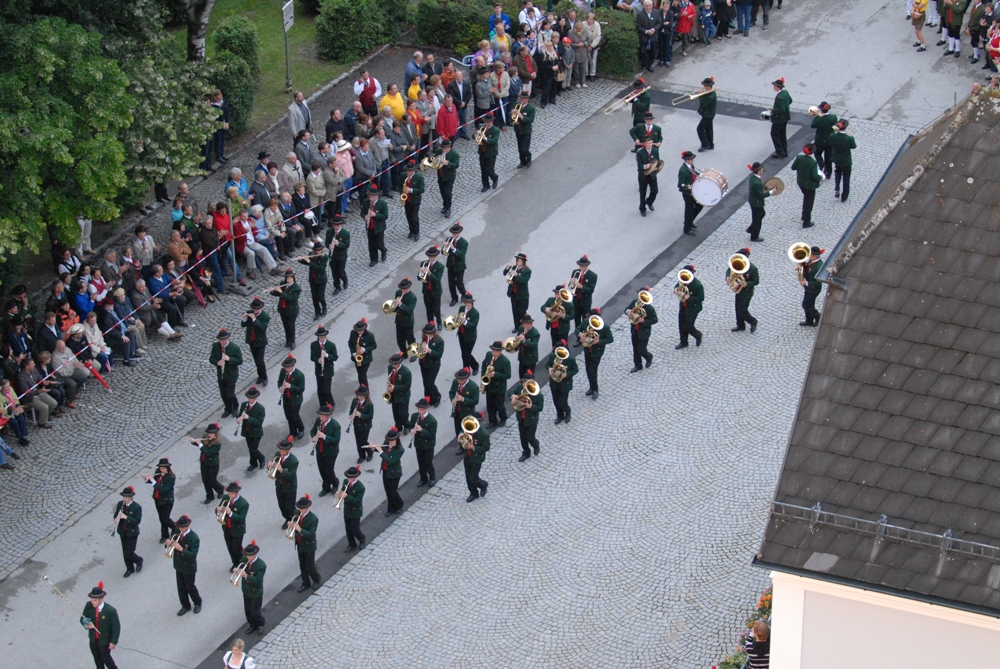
559;36;575;95
247;169;272;210
305;160;328;218
437;94;460;142
353;69;382;117
280;191;306;246
130;279;181;341
744;621;770;668
416;88;436;152
570;22;591;87
281;152;305;188
267;162;291;198
513;45;537;95
520;0;542;29
166;229;192;270
447;69;473;138
911;0;928;50
233;211;280;278
751;0;768;30
325;108;349;143
72;281;96;319
735;0;752;35
0;432;22;470
536;38;560;107
112;288;148;351
101;249;122;288
17;357;60;426
404;51;426;91
700;1;717;42
98;300;139;366
584;13;602;79
0;376;29;445
407;74;422;102
379;84;406;122
716;0;732;38
223;639;256;669
354;113;374;142
441;60;457;90
45;281;69;319
354;139;377;191
66;320;105;375
248;205;279;262
131;224;159;280
388;121;408;190
490;61;512;128
492;22;512;53
294;129;314;168
344;101;362;143
51;338;90;408
422;52;444;80
148;264;189;327
8;317;31;359
57;302;80;336
264;197;290;260
76;216;94;258
474;39;495;65
177;182;199;216
676;0;696;54
58;248;82;276
89;267;111;304
288;90;312;138
36;312;62;354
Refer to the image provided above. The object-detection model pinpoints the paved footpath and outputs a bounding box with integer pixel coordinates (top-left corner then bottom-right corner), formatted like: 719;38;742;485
250;118;911;668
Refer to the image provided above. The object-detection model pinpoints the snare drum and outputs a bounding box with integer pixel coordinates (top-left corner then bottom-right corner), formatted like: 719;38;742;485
691;168;729;206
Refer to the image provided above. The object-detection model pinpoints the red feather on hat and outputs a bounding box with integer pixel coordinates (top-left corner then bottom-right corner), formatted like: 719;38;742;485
361;318;367;323
424;396;431;402
747;164;753;171
251;540;256;546
286;436;293;442
98;581;104;589
305;494;310;501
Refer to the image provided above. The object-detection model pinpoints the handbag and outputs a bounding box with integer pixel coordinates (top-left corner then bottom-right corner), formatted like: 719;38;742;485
556;70;566;82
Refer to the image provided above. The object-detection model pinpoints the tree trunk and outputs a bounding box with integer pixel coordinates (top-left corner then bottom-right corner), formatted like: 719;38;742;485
185;0;217;62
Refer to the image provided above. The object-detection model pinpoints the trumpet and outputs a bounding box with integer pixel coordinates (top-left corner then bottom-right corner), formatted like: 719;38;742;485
604;85;651;114
503;336;522;352
165;533;181;558
479;364;494;393
382;298;399;315
417;260;430;284
382;378;393;404
567;269;580;293
546;288;573;323
475;125;488;146
675;270;694;302
285;511;302;539
671;87;718;106
511;380;540;411
579;315;604;348
727;253;749;294
266;454;282;480
503;259;521;284
333;480;349;509
216;496;232;524
421;155;444;171
628;290;653;324
443;313;463;331
511;101;523;124
549;346;570;383
441;235;456;256
230;559;249;586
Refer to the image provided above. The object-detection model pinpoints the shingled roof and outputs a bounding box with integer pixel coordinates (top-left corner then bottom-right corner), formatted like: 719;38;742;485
755;96;1000;617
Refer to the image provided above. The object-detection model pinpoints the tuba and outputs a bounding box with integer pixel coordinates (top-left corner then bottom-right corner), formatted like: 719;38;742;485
266;454;281;480
458;415;480;452
808;105;821;116
579;315;604;348
628;290;653;324
511;380;540;411
285;512;302;539
727;253;749;294
479;364;494;393
165;533;180;559
675;270;694;302
789;242;810;282
475;125;488;146
549;346;570;383
230;559;249;586
216;496;231;524
546;288;573;323
503;336;521;352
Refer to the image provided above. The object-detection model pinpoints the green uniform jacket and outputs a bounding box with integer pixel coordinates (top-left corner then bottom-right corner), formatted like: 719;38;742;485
240;312;270;348
238;401;265;439
791;154;822;191
348;330;377;368
636;146;660;174
514;103;536;134
517;324;541;366
82;602;121;646
480;352;511;396
830;132;857;167
771;89;792;124
677;163;697;193
210;341;243;382
457;305;479;341
394;290;418;329
275;452;298;492
510;381;544;427
541;296;574;337
343;480;365;519
114;500;141;538
379;443;404;478
423;261;444;298
420;334;444;372
311;339;338;378
811;113;839;148
728;262;760;298
449;379;480;417
629;300;658;339
803;259;824;295
546;351;579;391
277;368;306;407
349;397;374;431
446;237;469;272
465;426;491;465
325;226;350;261
437;149;460;183
480;126;501;158
226;496;249;536
680;278;705;316
574;269;597;301
302;255;328;285
276;282;301;317
241;557;266;598
575;320;614;356
631;91;651;126
404;171;425;204
200;437;222;466
408;412;437;450
629;122;663;144
296;511;318;553
945;0;969;26
387;364;412;406
311;417;341;459
748;174;771;208
362;198;388;233
172;529;199;575
507;265;531;300
151;472;175;506
698;91;717;119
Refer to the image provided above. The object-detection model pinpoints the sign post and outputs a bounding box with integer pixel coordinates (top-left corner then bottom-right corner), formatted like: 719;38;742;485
282;0;294;93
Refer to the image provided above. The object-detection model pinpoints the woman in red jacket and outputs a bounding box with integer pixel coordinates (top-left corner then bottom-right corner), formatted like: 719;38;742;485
676;0;696;56
436;95;460;142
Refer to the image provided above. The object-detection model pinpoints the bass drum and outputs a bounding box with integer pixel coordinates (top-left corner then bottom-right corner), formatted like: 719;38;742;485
691;168;729;206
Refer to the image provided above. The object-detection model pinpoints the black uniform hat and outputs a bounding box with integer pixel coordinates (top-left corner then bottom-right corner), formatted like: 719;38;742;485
243;541;259;556
217;328;231;340
295;495;312;509
553;284;565;293
281;355;296;368
683;264;696;272
772;77;785;88
422;322;436;334
515;252;527;261
415;396;430;408
283;267;295;277
643;110;654;120
836;119;849;130
632;78;645;89
521;369;534;381
226;481;242;492
520;313;534;323
257;151;270;160
426;245;440;257
810;246;824;255
88;582;107;598
490;340;504;351
356;385;369;396
345;466;361;478
803;143;816;155
398;277;412;289
369;184;380;196
176;514;191;528
484;112;495;121
577;255;590;266
331;212;343;224
405;159;417;170
12;284;26;296
819;101;831;112
353;318;368;332
737;247;751;257
519;89;530;98
245;386;260;398
120;486;136;497
157;457;172;467
10;315;22;326
441;139;453;147
389;352;403;364
681;150;696;160
250;296;264;309
462;292;474;303
701;76;715;87
449;223;464;234
749;162;763;173
386;428;399;441
277;436;293;451
206;422;221;433
319;403;333;416
455;367;471;380
316;326;329;336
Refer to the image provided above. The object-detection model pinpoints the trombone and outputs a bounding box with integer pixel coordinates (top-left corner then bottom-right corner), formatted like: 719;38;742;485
604;86;651;114
671;87;718;106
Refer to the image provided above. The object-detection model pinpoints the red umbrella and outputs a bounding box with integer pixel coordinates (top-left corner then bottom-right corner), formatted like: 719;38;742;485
84;361;111;392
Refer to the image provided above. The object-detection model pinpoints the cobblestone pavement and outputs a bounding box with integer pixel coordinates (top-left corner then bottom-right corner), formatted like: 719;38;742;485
0;75;621;579
249;120;912;667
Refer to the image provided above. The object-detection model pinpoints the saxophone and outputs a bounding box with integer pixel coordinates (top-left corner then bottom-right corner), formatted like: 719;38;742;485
479;364;494;393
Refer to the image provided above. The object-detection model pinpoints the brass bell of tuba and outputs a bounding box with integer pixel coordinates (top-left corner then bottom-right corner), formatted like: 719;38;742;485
728;254;749;274
579;315;604;347
628;290;653;324
382;299;398;315
788;242;811;264
550;346;570;383
461;415;480;433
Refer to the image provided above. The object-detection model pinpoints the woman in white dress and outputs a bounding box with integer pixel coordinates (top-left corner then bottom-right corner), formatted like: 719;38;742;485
222;639;256;669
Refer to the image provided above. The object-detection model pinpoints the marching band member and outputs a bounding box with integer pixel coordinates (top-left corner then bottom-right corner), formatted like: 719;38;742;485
478;112;500;192
348;385;375;463
418;321;444;406
727;248;759;333
456;292;480;374
791;143;823;229
393;277;418;355
545;339;578;425
514;89;536;168
371;429;405;516
769;77;792;158
348;319;377;387
112;486;143;578
627;287;657;372
516;313;541;379
507;253;531;332
311;326;338;409
292;496;321;592
209;328;243;416
799;246;824;327
630;78;651;127
298;241;328;319
463;415;491;502
571;255;597;332
746;162;775;243
445;223;469;306
831;120;857;202
386;352;413;434
239;298;269;386
810;101;838;179
696;77;717;151
637;134;659;217
219;481;249;569
362;185;388;267
169;515;203;616
310;404;340;496
541;284;574;348
324;213;350;294
408;397;438;487
511;371;543;462
678;150;703;236
436;139;459;218
82;582;121;669
402;158;425;241
142;457;178;542
273;268;301;348
236;388;266;472
335;467;366;552
675;265;704;349
449;367;480;443
575;308;613;399
480;341;511;427
629;110;662;152
277;356;306;439
237;541;266;635
421;246;445;328
272;438;299;528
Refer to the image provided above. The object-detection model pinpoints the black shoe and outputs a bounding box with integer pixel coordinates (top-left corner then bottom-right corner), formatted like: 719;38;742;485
203;497;214;505
246;625;257;635
449;299;458;307
369;261;377;267
645;355;653;368
732;327;745;332
694;333;702;347
466;494;479;502
647;203;655;212
345;544;357;553
135;559;143;573
512;328;519;334
221;409;232;419
159;537;167;544
629;366;642;373
533;445;540;456
319;489;330;497
357;456;365;464
262;378;269;386
193;604;201;613
751;237;764;242
803;222;815;228
685;230;697;236
640;209;646;217
312;583;321;590
123;570;133;578
585;388;593;396
492;178;498;189
675;343;688;350
282;521;289;530
366;453;373;462
591;390;599;400
177;607;190;616
259;461;266;469
297;583;310;593
555;416;564;425
246;464;256;472
384;510;394;518
417;480;427;487
518;454;529;462
358;541;365;550
800;321;813;327
480;482;488;496
834;190;840;198
771;152;783;159
750;322;758;333
333;287;342;295
481;185;490;193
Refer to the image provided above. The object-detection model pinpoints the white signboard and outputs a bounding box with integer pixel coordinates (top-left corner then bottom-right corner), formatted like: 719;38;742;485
283;0;294;32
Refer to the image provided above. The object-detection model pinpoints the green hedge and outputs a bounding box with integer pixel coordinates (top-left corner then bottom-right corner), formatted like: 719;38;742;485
591;7;639;79
207;51;256;136
316;0;400;62
215;16;260;81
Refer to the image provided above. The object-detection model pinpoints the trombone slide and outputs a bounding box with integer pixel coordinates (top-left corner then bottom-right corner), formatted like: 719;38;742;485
671;88;717;106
